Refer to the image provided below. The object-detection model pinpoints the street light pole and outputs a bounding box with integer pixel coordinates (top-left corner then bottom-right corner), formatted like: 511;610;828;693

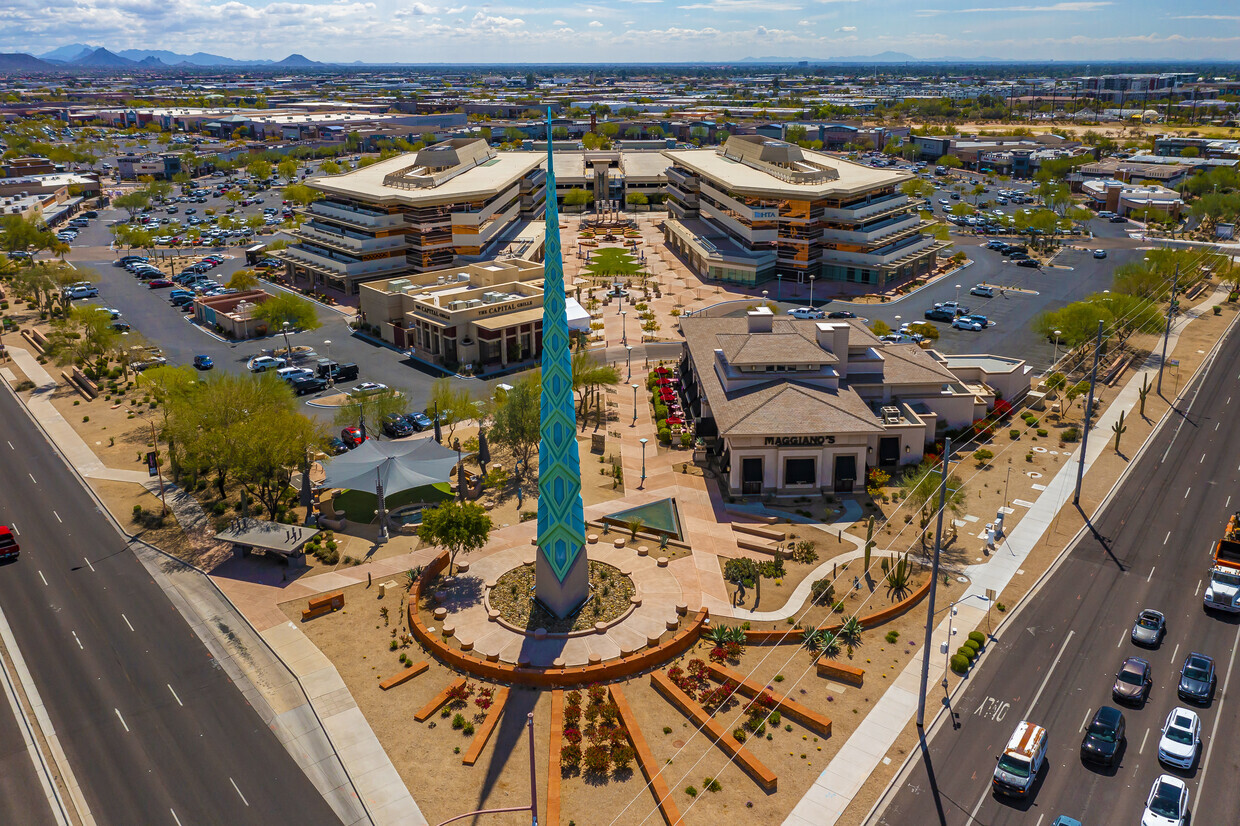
1074;319;1104;506
639;438;648;489
916;437;952;736
954;284;961;306
281;320;292;360
943;594;991;677
776;273;782;301
808;274;816;308
625;344;633;381
1052;329;1061;370
1158;264;1178;395
631;383;639;426
621;310;627;346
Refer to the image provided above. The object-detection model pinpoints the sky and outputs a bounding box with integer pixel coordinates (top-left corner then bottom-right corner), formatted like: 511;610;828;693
3;0;1240;63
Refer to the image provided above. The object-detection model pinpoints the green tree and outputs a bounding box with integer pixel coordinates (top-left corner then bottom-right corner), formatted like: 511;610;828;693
937;154;962;169
870;319;892;337
248;157;272;181
417;500;493;576
899;460;967;544
427;377;476;440
282;183;320;207
277;158;298;183
234;408;324;519
227;269;260;291
489;374;541;473
563;188;593;207
332;388;407;437
319;159;341;175
900;178;935;200
251;291;321;341
113;191;151;220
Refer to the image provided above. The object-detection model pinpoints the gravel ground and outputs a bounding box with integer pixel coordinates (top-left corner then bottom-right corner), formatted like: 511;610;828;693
490;561;635;633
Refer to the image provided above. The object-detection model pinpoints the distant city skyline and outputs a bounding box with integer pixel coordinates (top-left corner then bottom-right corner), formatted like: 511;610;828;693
2;1;1239;64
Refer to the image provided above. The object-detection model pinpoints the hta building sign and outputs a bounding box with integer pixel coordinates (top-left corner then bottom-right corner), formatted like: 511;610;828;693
764;435;835;446
752;209;779;221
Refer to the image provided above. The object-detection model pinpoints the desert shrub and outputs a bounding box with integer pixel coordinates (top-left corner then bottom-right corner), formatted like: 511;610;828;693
1037;428;1048;437
451;713;465;730
968;631;986;646
561;743;581;767
1009;429;1020;440
1061;427;1079;442
611;744;635;772
885;630;900;644
950;654;970;673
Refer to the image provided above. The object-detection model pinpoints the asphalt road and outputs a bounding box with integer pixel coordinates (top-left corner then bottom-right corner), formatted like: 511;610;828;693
0;661;57;826
0;388;340;826
873;316;1240;826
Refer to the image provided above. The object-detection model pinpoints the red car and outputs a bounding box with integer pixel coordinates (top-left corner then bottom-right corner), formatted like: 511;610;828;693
148;278;173;288
340;426;366;448
0;526;19;561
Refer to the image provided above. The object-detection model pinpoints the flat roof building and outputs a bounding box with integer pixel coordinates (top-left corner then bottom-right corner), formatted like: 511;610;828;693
663;135;943;290
680;308;1026;496
358;259;588;375
276;139;547;297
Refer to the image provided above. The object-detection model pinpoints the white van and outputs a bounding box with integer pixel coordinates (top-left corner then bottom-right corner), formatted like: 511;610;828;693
992;721;1047;798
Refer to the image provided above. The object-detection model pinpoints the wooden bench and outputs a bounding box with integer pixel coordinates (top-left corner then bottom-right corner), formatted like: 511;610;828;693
379;661;428;691
301;590;344;620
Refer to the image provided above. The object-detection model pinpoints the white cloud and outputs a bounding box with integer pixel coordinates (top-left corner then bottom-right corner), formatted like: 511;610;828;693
835;25;856;32
1169;15;1240;21
918;2;1110;15
552;18;566;25
588;19;603;27
678;0;803;10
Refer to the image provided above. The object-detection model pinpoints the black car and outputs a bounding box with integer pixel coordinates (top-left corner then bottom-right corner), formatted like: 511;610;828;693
326;437;349;455
1178;652;1216;704
1109;215;1127;223
381;413;413;438
826;311;858;319
1080;706;1125;766
1016;259;1041;268
111;321;131;333
291;376;328;396
403;411;434;432
924;307;956;322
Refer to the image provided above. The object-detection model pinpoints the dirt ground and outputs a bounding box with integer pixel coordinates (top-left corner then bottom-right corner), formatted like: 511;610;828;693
285;572;948;826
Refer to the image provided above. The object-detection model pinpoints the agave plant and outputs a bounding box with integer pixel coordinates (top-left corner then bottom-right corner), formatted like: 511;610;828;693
802;629;823;652
837;617;863;657
705;624;732;646
820;631;842;659
725;625;747;645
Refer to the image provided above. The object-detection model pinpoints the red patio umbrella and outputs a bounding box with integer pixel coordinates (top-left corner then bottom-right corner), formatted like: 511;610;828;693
666;416;684;425
657;378;672;386
655;367;671;375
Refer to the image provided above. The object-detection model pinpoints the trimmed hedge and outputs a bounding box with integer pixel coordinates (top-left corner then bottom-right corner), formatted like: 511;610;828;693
950;654;971;673
967;631;986;647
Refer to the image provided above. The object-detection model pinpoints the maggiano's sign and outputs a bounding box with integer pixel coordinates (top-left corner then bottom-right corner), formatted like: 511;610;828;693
764;435;835;446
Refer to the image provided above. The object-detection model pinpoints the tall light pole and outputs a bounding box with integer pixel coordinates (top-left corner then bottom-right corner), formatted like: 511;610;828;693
639;438;648;489
761;289;768;310
280;320;293;360
625;344;633;381
621;310;627;346
917;437;952;736
776;273;782;301
1073;320;1104;506
631;383;639;426
1158;264;1179;395
954;283;961;306
1052;329;1061;370
808;274;816;308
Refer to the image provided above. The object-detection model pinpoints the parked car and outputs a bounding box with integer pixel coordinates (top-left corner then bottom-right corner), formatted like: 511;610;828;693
1093;249;1107;259
249;355;287;373
787;306;825;320
111;321;131;333
62;284;99;299
1157;708;1201;770
193;355;214;370
147;279;174;288
0;525;19;562
326;437;349;455
348;382;388;397
970;284;994;298
1016;259;1041;268
1112;656;1152;705
1141;774;1187;826
1109;215;1127;223
1132;609;1166;646
952;314;988;331
381;413;414;438
340;426;365;448
1079;706;1125;766
826;310;858;319
404;411;434;432
291;376;328;396
924;307;956;322
1177;652;1216;704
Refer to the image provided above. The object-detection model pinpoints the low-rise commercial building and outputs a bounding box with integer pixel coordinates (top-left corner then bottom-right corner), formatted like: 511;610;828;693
193;290;274;339
276;139;547;297
1079;179;1183;218
680;308;1023;495
663;135;942;289
358;259;589;375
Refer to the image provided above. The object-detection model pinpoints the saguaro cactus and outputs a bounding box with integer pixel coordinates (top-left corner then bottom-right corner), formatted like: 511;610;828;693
1112;410;1127;452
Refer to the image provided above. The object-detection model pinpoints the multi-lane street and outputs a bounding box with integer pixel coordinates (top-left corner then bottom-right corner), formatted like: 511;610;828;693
0;388;340;825
873;316;1240;824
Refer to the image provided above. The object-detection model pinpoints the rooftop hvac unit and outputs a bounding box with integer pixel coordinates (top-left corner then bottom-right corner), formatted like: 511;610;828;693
466;298;484;309
481;291;504;304
880;406;902;425
448;300;469;310
388;278;411;291
437;275;446;285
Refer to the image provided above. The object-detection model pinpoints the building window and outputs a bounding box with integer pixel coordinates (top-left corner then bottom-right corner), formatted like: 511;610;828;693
784;457;815;486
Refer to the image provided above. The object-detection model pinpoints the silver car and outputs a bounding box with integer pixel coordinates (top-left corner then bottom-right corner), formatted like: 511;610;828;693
1131;609;1165;647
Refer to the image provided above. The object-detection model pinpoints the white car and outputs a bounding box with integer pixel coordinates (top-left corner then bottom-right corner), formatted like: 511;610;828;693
94;306;122;319
1142;774;1187;826
787;307;825;320
1157;708;1200;770
62;284;99;299
249;355;287;373
970;285;994;298
952;315;987;331
879;333;916;344
348;382;388;397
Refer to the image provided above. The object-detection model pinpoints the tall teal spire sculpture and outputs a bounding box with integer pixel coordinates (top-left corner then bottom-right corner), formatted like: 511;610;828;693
535;110;589;618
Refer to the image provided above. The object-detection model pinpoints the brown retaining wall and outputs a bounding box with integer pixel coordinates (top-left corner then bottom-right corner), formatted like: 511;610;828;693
705;662;832;740
610;684;684;825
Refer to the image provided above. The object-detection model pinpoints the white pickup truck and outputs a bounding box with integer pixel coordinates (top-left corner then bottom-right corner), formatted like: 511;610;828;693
1204;538;1240;612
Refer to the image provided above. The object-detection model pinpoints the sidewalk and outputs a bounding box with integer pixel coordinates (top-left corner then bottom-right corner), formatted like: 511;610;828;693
783;284;1231;826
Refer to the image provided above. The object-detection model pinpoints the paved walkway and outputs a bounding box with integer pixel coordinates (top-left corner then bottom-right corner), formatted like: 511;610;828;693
783;284;1231;826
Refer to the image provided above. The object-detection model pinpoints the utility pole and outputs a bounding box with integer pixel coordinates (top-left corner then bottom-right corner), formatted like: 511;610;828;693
148;416;169;515
1074;321;1104;506
1158;265;1179;395
916;437;952;735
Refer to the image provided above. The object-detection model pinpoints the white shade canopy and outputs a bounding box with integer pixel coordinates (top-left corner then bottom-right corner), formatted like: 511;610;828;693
321;436;459;495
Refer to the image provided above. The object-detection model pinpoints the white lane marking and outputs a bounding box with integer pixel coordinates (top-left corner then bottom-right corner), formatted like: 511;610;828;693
121;614;134;632
1079;708;1092;733
1118;629;1127;648
1139;727;1150;754
27;473;35;484
1171;643;1180;664
52;511;61;523
1197;623;1240;811
1185;487;1192;499
37;570;47;586
114;709;129;733
1217;423;1221;431
1025;630;1075;719
71;632;82;650
83;557;94;573
5;441;11;450
1035;816;1044;826
1148;566;1156;582
171;810;183;826
167;684;183;707
1201;453;1207;463
1164;531;1171;545
229;777;249;807
1196;579;1203;597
